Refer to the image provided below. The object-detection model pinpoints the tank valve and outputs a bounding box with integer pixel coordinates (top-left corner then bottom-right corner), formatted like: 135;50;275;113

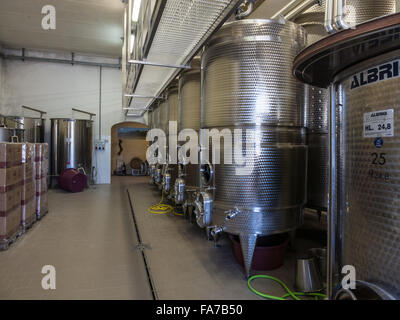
225;207;240;220
162;173;171;193
155;167;162;185
149;164;156;185
210;226;226;239
194;191;213;228
174;177;186;205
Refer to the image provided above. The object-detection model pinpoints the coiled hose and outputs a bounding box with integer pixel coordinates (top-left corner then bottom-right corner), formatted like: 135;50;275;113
148;191;182;216
248;275;326;300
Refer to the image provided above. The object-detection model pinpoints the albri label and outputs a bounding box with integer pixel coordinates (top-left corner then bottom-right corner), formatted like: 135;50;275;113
351;60;400;90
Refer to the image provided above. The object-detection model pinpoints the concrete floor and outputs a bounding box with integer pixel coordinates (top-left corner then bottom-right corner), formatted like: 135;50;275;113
0;177;153;299
0;176;322;300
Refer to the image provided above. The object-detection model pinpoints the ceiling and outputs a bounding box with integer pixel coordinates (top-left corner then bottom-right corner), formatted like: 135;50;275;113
0;0;125;58
249;0;293;19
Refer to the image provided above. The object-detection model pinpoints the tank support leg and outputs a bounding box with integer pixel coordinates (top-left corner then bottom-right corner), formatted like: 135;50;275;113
188;206;193;224
206;226;213;241
289;229;296;251
239;233;257;278
183;204;188;220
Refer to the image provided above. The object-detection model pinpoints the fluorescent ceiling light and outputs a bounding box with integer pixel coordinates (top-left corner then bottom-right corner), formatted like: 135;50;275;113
132;0;142;22
130;34;135;54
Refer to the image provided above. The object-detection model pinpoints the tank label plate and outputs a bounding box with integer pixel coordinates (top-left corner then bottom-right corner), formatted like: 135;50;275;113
351;60;400;90
363;109;394;138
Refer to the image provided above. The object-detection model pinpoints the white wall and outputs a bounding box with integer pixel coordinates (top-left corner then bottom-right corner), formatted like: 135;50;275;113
0;47;4;108
0;56;3;108
0;56;147;184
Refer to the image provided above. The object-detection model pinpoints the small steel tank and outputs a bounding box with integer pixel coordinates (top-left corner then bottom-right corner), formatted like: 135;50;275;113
176;57;201;207
200;19;307;277
0;127;24;142
4;116;45;143
50;119;93;185
293;14;400;300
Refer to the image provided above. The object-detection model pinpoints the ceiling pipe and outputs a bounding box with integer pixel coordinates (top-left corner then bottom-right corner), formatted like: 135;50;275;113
21;105;47;119
72;108;96;121
325;0;336;33
271;0;319;20
334;0;352;31
1;52;121;69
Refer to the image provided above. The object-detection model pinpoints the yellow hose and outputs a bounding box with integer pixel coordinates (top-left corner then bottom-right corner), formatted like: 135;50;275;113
148;191;182;216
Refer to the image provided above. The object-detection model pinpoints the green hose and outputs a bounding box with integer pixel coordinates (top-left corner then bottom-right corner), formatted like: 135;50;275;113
248;275;326;300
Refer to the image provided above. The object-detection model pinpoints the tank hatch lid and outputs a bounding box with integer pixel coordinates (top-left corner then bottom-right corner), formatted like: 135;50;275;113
50;118;94;122
293;13;400;88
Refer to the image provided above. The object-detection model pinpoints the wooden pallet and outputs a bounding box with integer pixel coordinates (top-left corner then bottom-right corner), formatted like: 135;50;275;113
36;209;49;221
21;216;37;233
0;229;23;251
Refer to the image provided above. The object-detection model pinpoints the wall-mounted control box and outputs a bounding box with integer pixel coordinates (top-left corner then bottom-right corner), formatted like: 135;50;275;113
94;139;108;151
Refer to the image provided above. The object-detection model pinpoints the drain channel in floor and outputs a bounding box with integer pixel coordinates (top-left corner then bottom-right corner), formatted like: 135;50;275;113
127;189;158;300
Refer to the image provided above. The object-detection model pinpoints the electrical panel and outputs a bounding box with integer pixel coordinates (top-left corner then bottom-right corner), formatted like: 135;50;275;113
94;139;107;151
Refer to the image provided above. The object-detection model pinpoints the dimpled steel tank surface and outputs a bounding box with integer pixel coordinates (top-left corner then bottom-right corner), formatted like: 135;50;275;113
178;58;201;189
294;1;329;210
293;0;396;211
162;82;179;194
151;102;163;188
336;54;400;299
293;13;400;299
200;19;307;277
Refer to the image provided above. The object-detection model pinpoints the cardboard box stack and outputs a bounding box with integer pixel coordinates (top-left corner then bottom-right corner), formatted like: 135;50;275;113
21;143;36;231
34;143;49;219
0;143;23;249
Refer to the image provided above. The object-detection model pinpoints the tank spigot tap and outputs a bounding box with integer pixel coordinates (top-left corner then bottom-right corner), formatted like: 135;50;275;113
210;225;226;239
225;207;240;221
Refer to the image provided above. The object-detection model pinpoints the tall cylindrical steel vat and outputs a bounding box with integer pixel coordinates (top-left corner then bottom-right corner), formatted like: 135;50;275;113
293;13;400;300
159;96;169;191
163;81;179;193
150;102;163;187
293;0;396;211
50;119;93;184
200;19;307;277
159;99;168;135
334;53;400;299
167;82;179;129
178;57;201;189
147;107;156;184
148;108;153;130
294;1;330;210
335;0;395;26
153;102;161;130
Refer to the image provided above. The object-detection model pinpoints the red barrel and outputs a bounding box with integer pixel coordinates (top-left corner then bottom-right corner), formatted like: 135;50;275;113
230;233;289;271
58;169;87;193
